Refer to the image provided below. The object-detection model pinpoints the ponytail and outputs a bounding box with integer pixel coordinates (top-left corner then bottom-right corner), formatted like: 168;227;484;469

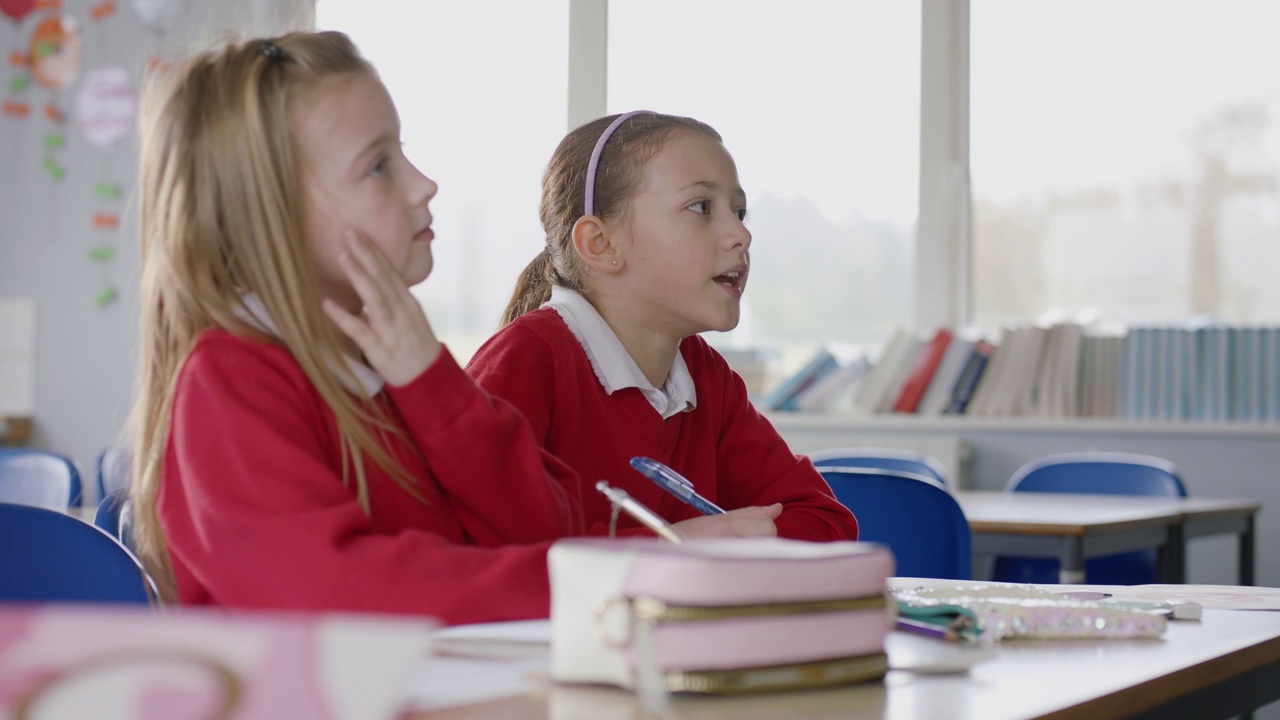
501;249;556;326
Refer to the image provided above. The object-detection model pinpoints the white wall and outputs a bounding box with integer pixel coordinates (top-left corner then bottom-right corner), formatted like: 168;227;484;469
0;0;312;493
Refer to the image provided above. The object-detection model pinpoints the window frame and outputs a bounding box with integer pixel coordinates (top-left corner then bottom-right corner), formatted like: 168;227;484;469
566;0;970;334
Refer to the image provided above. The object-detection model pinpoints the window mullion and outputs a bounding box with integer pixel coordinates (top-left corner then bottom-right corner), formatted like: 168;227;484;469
568;0;608;129
916;0;971;331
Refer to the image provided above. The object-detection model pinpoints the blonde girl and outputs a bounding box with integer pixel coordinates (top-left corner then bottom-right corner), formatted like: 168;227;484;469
467;111;857;541
129;31;582;625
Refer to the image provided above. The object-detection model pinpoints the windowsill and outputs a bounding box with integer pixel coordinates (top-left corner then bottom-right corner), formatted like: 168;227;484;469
763;411;1280;439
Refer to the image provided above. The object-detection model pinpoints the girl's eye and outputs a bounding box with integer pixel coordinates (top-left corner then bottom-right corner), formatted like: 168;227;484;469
737;208;749;222
688;200;710;215
370;156;389;177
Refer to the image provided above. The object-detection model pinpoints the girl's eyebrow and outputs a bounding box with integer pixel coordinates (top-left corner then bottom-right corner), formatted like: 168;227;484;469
678;179;720;192
675;179;747;203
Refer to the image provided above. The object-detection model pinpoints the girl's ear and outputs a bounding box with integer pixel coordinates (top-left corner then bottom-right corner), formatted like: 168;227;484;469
571;215;623;273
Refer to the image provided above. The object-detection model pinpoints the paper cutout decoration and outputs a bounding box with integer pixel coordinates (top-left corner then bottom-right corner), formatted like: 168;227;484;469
90;0;115;21
42;155;63;180
28;15;81;90
0;0;36;22
94;285;117;307
2;100;29;116
74;67;134;148
87;244;116;262
131;0;188;34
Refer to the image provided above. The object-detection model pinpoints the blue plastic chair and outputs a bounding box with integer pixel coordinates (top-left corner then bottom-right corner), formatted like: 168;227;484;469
94;487;137;554
818;467;971;579
991;452;1187;585
0;502;155;604
95;443;131;501
0;447;83;510
809;447;951;487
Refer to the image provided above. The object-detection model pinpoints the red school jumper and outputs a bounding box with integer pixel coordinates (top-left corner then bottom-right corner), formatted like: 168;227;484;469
158;328;584;626
466;308;858;541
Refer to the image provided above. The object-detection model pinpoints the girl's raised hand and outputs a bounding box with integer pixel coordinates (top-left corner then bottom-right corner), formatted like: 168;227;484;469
322;230;442;386
672;503;782;539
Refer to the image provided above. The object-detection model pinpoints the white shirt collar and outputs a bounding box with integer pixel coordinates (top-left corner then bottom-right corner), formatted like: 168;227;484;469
545;286;696;419
233;293;385;397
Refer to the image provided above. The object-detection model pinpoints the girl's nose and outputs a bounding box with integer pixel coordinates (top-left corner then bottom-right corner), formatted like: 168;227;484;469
410;162;438;206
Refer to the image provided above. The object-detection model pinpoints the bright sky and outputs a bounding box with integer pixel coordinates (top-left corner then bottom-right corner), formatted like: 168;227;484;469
971;0;1280;202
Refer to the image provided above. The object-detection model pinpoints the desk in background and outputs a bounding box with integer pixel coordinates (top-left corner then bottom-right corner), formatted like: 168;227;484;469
956;491;1259;585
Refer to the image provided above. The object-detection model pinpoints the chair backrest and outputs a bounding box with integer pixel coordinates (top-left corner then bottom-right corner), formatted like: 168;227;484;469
0;502;154;604
0;447;83;510
809;447;951;487
994;452;1186;585
1006;451;1186;497
94;487;137;553
818;467;971;580
95;443;132;501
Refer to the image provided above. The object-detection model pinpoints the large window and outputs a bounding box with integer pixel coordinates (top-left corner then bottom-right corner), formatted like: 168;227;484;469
316;2;569;359
319;1;1280;383
318;1;917;376
608;1;920;369
971;0;1280;329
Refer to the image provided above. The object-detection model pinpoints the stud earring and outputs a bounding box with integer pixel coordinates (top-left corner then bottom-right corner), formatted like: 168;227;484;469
611;259;618;266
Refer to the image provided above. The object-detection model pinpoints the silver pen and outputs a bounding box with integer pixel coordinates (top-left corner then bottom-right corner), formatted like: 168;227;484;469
595;480;684;544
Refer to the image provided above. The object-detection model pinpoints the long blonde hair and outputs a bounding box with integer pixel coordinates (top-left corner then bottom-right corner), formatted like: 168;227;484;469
501;112;721;325
129;31;420;601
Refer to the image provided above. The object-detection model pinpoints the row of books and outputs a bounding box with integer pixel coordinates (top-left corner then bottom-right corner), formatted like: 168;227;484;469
761;322;1280;423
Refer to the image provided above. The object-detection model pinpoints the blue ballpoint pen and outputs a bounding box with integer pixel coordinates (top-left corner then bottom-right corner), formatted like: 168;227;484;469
629;456;726;515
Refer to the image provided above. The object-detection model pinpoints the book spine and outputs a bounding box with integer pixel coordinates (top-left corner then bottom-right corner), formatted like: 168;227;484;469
892;329;953;414
945;341;993;415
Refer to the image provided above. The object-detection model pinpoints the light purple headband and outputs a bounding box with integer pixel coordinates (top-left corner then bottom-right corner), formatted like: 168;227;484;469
583;110;650;217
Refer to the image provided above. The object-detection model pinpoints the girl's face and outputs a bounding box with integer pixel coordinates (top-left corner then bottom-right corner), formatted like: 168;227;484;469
294;72;437;312
611;130;751;341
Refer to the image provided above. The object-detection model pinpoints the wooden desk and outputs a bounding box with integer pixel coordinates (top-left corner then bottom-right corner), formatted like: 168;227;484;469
956;491;1260;585
409;609;1280;720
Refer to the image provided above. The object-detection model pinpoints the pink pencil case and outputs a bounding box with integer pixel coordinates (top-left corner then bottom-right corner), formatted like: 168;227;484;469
548;537;894;695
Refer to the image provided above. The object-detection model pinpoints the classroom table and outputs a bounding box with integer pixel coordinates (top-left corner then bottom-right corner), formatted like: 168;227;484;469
955;491;1260;585
408;607;1280;720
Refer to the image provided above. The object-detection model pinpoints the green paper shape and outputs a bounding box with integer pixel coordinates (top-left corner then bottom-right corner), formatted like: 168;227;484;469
9;74;27;93
43;156;64;181
88;245;117;262
43;133;63;149
95;285;118;307
95;182;120;199
34;41;56;58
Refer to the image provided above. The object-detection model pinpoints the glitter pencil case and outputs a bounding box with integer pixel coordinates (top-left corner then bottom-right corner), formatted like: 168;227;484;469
548;537;895;697
893;584;1168;644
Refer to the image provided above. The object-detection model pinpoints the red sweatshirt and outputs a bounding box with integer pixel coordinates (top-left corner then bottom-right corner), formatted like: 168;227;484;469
466;308;858;541
158;329;583;625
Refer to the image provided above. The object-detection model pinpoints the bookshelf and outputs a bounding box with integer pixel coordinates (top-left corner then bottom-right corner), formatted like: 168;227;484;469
770;412;1280;440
